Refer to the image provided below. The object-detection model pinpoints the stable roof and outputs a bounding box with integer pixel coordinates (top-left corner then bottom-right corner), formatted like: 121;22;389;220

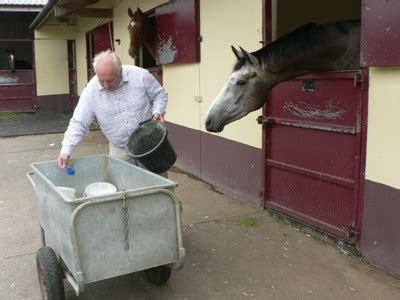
0;0;47;5
0;0;46;12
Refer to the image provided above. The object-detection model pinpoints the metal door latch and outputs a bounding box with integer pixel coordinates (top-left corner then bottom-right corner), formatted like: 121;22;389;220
302;79;315;92
257;116;274;125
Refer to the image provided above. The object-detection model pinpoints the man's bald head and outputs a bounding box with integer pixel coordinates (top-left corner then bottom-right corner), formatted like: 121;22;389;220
93;50;122;74
93;50;122;91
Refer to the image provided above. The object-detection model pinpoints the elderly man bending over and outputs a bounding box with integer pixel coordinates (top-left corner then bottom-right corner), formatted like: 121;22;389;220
57;50;168;170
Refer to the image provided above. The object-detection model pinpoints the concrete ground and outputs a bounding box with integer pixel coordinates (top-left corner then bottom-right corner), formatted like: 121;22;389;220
1;131;399;300
0;113;99;137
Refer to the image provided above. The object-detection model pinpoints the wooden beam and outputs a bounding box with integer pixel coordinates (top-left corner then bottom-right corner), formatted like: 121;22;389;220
57;0;99;9
55;8;112;18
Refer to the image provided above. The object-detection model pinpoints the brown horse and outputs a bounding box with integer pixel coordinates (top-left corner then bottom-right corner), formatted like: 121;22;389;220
205;19;361;132
6;48;32;73
127;7;156;60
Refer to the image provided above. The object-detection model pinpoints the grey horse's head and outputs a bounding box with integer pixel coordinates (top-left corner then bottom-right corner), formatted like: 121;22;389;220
205;46;268;133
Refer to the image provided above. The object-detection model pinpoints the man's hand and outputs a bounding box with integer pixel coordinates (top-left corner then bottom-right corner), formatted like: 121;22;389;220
153;113;165;123
58;153;70;169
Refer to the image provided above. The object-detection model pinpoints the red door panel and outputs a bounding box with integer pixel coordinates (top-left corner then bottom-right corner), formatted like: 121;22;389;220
361;0;400;66
268;168;354;237
155;0;200;64
264;71;364;241
68;40;78;111
93;22;114;54
269;126;356;181
86;22;114;81
0;70;36;112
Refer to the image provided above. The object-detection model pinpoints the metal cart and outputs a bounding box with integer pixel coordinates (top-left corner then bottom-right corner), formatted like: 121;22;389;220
27;155;185;299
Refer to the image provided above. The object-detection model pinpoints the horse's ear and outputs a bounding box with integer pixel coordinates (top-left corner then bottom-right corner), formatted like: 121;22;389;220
128;7;134;17
231;46;241;60
6;49;9;54
137;7;144;14
239;46;257;65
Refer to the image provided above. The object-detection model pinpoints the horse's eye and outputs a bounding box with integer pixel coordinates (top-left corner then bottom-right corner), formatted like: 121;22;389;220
236;80;247;86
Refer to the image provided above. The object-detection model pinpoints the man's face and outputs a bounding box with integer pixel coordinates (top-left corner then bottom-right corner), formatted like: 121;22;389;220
96;62;122;91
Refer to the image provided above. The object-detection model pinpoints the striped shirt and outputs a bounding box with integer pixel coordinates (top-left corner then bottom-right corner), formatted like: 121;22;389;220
60;65;168;155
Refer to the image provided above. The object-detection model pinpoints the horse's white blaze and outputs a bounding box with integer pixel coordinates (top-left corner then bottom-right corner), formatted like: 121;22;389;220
206;69;253;132
206;71;238;116
205;55;268;133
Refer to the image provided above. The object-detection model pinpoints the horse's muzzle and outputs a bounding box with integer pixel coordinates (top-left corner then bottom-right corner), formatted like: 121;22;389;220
205;117;223;133
128;48;138;59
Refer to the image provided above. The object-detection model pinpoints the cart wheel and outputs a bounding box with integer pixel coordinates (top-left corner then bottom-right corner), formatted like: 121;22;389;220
36;246;65;300
144;265;171;285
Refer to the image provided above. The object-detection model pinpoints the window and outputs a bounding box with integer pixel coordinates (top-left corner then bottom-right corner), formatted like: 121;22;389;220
136;13;157;69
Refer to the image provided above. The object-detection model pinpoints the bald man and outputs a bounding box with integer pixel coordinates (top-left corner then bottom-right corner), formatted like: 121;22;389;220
57;50;168;170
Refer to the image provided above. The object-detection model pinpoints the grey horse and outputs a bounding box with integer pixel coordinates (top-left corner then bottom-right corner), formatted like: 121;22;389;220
205;19;361;133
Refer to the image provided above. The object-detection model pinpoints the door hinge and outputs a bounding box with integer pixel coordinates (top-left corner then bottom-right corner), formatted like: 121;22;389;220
354;71;365;88
346;222;360;238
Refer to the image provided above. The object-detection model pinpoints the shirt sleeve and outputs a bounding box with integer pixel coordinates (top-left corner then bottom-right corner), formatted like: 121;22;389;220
60;86;96;156
143;71;168;116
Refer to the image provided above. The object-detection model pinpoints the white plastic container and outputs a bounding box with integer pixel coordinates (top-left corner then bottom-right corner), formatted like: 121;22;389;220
84;182;117;197
57;186;76;199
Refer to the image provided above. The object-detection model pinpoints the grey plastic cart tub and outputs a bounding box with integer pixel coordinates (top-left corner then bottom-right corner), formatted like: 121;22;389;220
27;155;185;297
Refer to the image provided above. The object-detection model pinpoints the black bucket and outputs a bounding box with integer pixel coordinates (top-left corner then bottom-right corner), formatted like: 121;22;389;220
127;120;177;174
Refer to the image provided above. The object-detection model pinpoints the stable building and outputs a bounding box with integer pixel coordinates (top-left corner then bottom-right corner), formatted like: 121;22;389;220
0;0;46;112
27;0;400;278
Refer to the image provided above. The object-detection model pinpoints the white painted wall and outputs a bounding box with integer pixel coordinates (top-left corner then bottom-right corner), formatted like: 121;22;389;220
34;27;76;95
34;38;69;95
197;0;263;147
34;0;262;147
34;0;370;156
113;0;263;147
34;20;111;96
34;0;114;96
365;67;400;189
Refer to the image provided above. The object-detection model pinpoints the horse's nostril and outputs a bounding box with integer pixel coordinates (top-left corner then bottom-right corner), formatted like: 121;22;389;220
205;118;212;130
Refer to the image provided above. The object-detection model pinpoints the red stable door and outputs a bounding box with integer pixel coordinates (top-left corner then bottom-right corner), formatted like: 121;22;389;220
262;71;366;242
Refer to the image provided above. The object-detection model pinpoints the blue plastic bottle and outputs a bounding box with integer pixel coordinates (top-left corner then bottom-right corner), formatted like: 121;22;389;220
66;166;75;175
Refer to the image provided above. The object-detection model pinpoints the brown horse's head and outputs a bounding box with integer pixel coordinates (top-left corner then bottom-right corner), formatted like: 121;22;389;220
127;7;155;60
6;48;16;73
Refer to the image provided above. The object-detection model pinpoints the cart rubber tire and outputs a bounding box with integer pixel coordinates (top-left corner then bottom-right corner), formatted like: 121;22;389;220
144;265;171;285
36;246;65;300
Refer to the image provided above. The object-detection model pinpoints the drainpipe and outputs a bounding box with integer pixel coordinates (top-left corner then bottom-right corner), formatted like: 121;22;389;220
29;0;60;30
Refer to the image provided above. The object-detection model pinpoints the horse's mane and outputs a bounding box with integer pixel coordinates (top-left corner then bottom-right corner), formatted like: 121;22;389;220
234;19;360;73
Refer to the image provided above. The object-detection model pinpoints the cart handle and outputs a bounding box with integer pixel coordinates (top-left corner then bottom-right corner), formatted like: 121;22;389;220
26;172;35;189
